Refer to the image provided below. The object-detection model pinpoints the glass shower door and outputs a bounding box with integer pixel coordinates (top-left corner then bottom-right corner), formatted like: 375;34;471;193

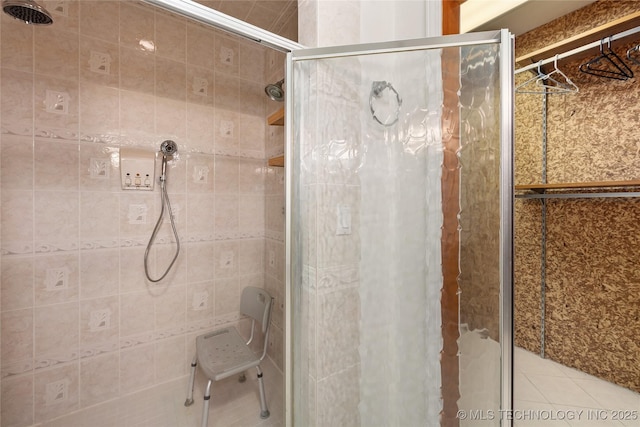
286;30;514;427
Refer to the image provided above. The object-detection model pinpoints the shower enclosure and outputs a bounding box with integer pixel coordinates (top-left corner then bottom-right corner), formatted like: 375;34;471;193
285;30;514;426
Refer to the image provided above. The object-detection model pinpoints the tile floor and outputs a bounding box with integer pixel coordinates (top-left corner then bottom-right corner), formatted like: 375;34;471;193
514;346;640;427
39;357;284;427
35;347;638;426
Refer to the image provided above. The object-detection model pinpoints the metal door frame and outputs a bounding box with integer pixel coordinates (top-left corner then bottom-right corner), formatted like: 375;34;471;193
285;29;514;427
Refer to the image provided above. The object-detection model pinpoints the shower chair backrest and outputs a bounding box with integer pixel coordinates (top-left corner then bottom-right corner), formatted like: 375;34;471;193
240;286;273;335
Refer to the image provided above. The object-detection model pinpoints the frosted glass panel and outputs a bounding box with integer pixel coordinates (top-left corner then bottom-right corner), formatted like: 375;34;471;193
457;44;503;427
289;33;511;427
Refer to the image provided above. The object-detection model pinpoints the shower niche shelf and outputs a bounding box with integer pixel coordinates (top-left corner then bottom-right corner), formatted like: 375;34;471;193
267;107;285;167
267;107;284;126
268;155;284;167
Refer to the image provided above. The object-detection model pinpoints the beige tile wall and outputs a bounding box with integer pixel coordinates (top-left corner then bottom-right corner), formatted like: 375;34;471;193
0;1;288;425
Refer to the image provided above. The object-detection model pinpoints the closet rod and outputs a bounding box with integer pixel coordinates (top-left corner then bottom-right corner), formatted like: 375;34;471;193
515;24;640;75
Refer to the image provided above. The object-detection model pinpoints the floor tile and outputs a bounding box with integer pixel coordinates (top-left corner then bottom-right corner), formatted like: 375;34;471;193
514;347;639;427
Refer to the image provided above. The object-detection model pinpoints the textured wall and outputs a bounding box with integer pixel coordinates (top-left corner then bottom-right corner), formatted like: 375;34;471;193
513;200;542;355
515;0;640;392
0;2;289;425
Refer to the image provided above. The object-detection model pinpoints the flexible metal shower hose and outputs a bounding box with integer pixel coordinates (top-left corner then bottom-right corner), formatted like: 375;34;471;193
144;175;180;283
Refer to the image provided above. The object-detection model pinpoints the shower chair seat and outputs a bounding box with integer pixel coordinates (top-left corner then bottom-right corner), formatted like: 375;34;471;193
184;286;274;427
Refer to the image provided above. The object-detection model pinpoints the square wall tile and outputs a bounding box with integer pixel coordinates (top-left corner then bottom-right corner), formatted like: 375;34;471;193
156;57;187;101
1;68;34;135
34;140;79;191
119;1;155;52
2;256;34;311
1;134;34;191
79;36;120;88
120;344;155;394
214;277;241;316
239;81;265;117
1;190;34;249
154;285;186;331
187;66;214;106
119;247;149;294
239;41;266;83
187;242;215;283
34;302;79;360
1;373;34;427
156;12;187;63
239;159;266;194
1;14;34;72
34;26;79;80
119;90;155;141
80;249;119;299
214;194;239;234
156;97;187;142
80;191;119;246
80;353;119;408
155;336;186;380
119;291;155;337
214;157;239;194
186;153;215;193
239;195;265;232
80;296;119;350
79;1;120;44
1;308;33;364
187;280;214;323
79;82;120;142
186;103;216;153
34;362;79;423
214;240;238;279
119;47;155;95
34;252;79;307
80;142;122;192
187;23;216;70
186;193;215;239
214;73;240;111
238;239;264;275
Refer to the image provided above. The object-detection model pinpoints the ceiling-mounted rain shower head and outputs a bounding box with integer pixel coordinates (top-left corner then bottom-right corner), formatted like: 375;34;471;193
265;79;285;102
2;0;53;25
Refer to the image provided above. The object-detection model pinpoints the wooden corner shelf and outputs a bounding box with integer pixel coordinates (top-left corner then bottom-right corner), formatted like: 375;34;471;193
515;10;640;68
267;107;284;126
268;155;284;167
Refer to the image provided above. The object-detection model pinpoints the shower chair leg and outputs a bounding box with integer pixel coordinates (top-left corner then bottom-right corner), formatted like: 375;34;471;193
184;355;197;406
256;365;270;419
202;379;212;427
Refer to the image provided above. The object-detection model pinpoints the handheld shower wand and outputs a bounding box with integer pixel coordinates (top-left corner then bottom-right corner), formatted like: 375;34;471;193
144;140;181;283
159;139;177;182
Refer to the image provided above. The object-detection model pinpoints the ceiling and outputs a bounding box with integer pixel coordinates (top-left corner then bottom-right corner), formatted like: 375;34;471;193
461;0;598;35
192;0;596;41
195;0;297;38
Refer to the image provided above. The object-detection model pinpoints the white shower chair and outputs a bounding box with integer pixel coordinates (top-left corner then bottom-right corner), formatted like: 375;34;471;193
184;286;274;427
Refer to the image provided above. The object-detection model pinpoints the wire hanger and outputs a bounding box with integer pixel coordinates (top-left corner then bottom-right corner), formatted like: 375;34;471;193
516;56;579;94
579;38;634;80
626;44;640;66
